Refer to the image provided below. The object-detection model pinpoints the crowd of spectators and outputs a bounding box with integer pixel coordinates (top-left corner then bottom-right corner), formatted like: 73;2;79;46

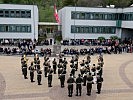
0;38;133;56
62;44;133;55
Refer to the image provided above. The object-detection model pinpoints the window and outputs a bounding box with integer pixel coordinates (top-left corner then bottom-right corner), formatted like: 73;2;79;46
0;10;4;17
9;25;16;32
21;10;26;18
0;25;5;32
26;10;31;18
4;10;9;17
85;13;90;19
5;25;9;32
10;10;15;17
80;13;85;19
0;24;31;33
16;26;21;32
27;26;31;32
16;10;20;17
71;25;116;34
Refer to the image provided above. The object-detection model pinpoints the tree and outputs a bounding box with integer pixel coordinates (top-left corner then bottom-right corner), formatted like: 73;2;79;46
98;36;105;42
110;36;119;40
63;0;75;6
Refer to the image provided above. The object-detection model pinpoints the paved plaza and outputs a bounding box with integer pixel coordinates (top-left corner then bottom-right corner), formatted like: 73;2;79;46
0;52;133;100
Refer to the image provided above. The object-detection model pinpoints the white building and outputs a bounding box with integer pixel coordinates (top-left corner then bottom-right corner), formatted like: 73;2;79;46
0;4;38;40
58;7;133;40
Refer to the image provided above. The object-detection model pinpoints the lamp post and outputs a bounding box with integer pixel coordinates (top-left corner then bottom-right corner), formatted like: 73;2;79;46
74;0;78;44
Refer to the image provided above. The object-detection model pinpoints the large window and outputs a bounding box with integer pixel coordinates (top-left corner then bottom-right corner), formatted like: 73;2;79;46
0;9;31;18
71;25;116;34
0;24;31;33
71;11;117;20
71;11;133;21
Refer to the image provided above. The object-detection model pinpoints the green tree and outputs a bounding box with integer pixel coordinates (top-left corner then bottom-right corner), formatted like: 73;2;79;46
63;0;75;6
110;36;119;40
98;36;105;42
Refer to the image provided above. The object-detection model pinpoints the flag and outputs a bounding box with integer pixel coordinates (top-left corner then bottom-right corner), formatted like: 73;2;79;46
54;4;60;24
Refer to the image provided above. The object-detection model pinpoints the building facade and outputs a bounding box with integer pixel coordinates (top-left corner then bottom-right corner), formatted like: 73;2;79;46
0;4;38;40
58;7;133;40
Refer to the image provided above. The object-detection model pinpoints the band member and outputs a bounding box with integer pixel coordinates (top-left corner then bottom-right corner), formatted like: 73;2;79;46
37;69;42;85
75;74;83;96
71;66;76;78
43;58;49;77
67;74;75;97
83;72;87;86
22;60;28;79
28;61;35;82
58;63;63;78
70;56;74;68
52;58;57;74
48;66;53;87
74;55;79;71
36;57;40;71
62;58;68;70
96;75;103;94
87;54;91;63
86;73;93;96
80;60;85;67
59;53;63;63
59;68;66;88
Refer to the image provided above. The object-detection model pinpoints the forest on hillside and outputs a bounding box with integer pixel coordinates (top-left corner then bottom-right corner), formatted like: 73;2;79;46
0;0;133;22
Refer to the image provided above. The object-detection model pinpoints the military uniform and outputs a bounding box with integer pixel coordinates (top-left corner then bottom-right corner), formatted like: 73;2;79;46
59;54;62;63
43;59;49;77
52;58;57;74
71;66;76;77
21;57;24;74
74;57;78;71
28;62;35;82
48;66;53;87
22;61;28;79
36;58;40;71
37;70;42;85
87;55;91;63
34;57;37;70
96;76;103;94
76;74;83;96
62;58;68;70
58;63;63;78
83;72;87;86
70;57;74;68
59;69;66;88
86;73;93;96
67;74;75;97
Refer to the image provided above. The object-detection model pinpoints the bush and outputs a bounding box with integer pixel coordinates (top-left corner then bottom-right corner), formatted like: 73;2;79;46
98;36;105;42
110;36;119;40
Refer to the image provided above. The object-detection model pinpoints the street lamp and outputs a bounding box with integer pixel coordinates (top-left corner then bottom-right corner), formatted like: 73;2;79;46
74;0;78;44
